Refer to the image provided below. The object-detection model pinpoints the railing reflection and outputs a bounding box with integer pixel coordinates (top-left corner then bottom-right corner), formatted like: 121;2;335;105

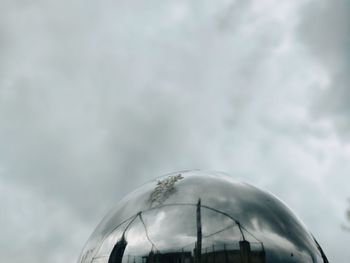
115;241;265;263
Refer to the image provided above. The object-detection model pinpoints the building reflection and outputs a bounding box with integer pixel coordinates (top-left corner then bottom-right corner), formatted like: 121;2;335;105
143;251;193;263
141;240;265;263
108;199;266;263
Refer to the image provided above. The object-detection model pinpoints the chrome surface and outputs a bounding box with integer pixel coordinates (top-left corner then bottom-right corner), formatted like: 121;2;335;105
78;170;328;263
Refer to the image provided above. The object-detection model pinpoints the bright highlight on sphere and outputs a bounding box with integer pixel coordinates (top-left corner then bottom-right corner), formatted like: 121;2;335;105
78;170;328;263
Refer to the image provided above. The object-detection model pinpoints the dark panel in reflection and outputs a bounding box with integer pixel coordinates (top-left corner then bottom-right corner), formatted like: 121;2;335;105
108;236;127;263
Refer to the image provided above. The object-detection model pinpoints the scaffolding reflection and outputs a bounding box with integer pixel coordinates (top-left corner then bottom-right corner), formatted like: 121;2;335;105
107;199;265;263
141;241;265;263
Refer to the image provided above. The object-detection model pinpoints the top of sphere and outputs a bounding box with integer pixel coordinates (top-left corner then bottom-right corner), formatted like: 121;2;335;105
78;170;328;263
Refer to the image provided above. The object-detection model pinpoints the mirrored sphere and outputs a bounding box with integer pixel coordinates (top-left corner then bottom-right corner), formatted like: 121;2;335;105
78;170;328;263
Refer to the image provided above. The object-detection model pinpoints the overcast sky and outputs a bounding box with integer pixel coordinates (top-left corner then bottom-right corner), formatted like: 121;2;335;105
0;0;349;262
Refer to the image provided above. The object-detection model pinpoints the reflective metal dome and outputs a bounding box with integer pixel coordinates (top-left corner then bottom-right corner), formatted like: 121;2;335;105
78;170;328;263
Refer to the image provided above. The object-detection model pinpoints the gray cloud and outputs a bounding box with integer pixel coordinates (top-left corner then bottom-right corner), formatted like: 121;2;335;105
1;0;350;262
298;0;350;136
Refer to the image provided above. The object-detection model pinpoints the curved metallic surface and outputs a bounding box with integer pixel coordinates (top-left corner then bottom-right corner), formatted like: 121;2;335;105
78;170;328;263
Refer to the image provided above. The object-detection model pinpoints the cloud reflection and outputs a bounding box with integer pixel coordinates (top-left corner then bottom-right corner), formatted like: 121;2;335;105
79;171;326;263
